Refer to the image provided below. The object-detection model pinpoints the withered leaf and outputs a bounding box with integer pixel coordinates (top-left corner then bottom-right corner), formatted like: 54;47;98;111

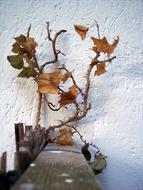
95;154;107;160
95;62;106;76
90;153;107;175
36;70;63;94
15;35;26;43
57;127;74;146
62;72;71;83
59;85;78;106
18;67;37;78
91;36;119;56
12;35;38;59
22;37;38;55
7;55;24;70
11;42;21;54
74;24;89;40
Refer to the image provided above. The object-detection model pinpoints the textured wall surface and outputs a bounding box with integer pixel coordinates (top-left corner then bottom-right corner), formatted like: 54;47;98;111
0;0;143;190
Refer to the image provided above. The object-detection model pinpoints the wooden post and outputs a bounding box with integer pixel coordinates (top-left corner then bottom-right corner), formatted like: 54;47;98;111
0;152;7;172
15;123;24;152
14;124;46;174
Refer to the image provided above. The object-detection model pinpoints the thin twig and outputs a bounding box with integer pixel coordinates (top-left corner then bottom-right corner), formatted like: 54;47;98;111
71;126;100;153
46;21;52;41
40;22;67;71
44;95;62;111
27;24;31;37
59;66;85;96
33;54;41;72
91;56;116;66
94;20;100;39
35;93;42;128
26;24;41;72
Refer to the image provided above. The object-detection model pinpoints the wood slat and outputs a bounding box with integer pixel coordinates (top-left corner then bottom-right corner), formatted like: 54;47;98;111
11;144;100;190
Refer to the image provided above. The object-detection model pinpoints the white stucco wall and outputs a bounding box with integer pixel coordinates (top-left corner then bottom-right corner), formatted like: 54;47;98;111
0;0;143;189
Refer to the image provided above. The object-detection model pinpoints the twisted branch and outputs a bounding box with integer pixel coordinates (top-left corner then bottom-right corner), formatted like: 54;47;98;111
40;22;67;71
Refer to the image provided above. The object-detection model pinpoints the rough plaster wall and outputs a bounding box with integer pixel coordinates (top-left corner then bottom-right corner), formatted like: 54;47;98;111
0;0;143;189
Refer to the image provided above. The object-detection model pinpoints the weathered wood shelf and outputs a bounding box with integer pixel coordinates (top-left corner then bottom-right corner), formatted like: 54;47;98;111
11;144;100;190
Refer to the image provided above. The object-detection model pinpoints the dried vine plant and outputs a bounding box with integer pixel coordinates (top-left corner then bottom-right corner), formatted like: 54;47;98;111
7;21;119;172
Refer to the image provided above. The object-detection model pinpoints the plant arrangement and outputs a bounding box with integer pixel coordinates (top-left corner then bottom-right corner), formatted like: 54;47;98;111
7;21;119;174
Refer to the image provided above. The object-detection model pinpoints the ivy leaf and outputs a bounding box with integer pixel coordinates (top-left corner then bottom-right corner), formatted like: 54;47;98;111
7;55;24;70
91;36;119;56
59;85;78;106
81;143;91;161
18;67;37;78
95;62;106;76
56;127;74;146
90;154;107;175
36;70;63;94
74;24;89;40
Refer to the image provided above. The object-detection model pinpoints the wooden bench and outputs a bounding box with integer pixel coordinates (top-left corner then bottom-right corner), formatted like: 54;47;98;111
11;143;101;190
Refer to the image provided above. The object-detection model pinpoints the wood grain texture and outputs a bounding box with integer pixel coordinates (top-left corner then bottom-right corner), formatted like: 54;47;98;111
11;144;100;190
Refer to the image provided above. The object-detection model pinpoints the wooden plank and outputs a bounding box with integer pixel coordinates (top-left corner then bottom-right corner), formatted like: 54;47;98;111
11;144;101;190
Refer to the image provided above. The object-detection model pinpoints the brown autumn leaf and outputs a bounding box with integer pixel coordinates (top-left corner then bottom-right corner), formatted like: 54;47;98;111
15;34;26;43
22;37;38;55
56;127;74;146
91;36;119;56
36;70;63;94
74;24;89;40
95;62;106;76
59;85;78;106
62;72;71;83
12;35;38;59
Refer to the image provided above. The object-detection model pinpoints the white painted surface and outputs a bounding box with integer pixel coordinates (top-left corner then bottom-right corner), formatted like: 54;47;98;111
0;0;143;189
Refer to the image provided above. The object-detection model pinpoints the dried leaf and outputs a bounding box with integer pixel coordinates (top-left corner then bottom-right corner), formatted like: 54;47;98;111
7;55;24;70
57;127;74;146
95;62;106;76
62;72;71;83
12;35;38;59
74;24;89;40
91;36;119;56
15;35;26;43
18;67;37;78
36;70;63;94
11;42;21;53
59;85;78;106
22;37;38;55
90;158;107;175
95;154;107;160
